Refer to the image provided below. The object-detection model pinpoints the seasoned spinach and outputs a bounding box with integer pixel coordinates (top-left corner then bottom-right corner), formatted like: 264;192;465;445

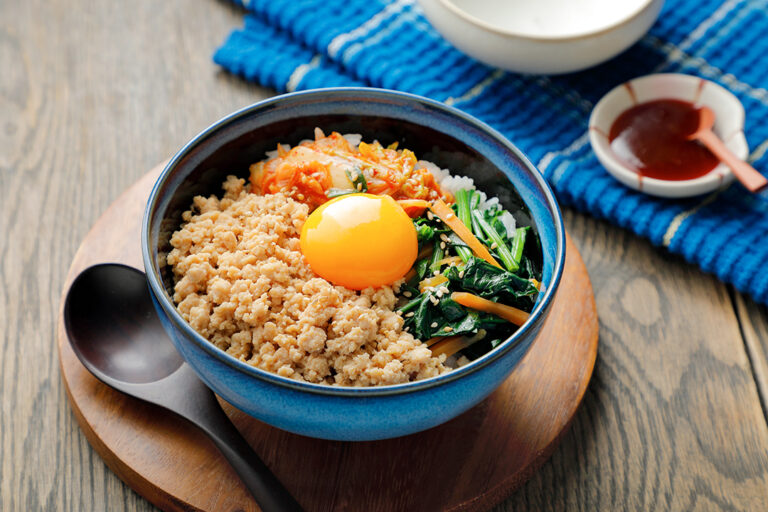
396;187;542;361
415;256;431;280
400;291;507;340
415;222;435;245
444;257;538;301
472;210;518;272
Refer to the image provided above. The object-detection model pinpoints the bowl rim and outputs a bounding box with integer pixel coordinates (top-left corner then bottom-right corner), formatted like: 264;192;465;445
436;0;658;41
142;87;566;397
589;73;747;198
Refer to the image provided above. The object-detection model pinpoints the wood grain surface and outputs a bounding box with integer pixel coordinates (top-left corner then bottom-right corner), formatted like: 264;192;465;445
2;0;768;511
56;165;597;512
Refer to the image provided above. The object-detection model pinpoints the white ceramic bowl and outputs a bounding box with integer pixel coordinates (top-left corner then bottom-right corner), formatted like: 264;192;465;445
589;73;748;198
417;0;665;74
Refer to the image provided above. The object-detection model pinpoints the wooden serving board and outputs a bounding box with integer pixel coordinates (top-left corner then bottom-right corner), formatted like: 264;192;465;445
56;165;598;512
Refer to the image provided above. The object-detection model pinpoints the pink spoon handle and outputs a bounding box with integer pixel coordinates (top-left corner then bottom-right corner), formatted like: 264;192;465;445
698;130;768;192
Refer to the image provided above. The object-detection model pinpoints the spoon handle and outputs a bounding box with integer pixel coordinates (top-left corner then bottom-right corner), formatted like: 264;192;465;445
698;130;768;193
164;365;304;512
204;415;305;512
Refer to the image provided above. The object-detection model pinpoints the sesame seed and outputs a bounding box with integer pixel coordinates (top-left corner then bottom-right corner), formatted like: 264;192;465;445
430;296;439;305
396;310;403;316
446;213;455;219
297;193;305;201
430;322;438;328
440;234;450;242
444;326;453;332
405;312;415;317
439;286;450;294
490;242;498;250
433;270;440;276
403;291;412;297
356;183;363;190
436;290;444;298
427;211;434;220
458;270;465;278
440;242;446;250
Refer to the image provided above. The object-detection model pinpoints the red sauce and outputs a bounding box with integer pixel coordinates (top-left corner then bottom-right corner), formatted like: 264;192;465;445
608;99;719;181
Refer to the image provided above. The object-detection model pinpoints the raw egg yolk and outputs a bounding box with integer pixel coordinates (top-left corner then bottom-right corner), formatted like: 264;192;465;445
300;194;418;290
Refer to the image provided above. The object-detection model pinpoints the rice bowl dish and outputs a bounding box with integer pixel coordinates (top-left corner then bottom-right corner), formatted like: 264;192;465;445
167;130;542;386
142;88;564;439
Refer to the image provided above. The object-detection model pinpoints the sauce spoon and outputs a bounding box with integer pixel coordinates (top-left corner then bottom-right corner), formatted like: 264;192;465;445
688;106;767;192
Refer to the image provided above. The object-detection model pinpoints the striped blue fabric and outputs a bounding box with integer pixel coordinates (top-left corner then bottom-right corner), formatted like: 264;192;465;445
214;0;768;305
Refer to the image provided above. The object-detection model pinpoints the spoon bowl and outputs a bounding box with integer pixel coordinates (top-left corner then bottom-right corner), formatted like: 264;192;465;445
689;105;717;138
63;263;303;512
688;106;768;193
65;263;183;384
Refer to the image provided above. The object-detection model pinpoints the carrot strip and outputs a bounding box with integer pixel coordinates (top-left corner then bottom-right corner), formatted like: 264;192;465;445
419;274;449;292
397;199;430;218
437;256;462;267
451;292;530;326
428;199;502;268
424;335;460;348
430;336;474;358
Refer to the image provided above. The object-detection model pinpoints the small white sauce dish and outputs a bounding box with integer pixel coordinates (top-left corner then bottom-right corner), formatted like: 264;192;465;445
417;0;665;74
589;73;748;198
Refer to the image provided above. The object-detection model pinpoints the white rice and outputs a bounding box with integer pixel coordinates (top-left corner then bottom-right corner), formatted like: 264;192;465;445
342;133;362;148
417;160;516;237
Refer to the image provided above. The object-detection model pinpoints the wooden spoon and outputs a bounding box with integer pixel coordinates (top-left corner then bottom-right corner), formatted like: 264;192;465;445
63;263;304;512
687;106;767;192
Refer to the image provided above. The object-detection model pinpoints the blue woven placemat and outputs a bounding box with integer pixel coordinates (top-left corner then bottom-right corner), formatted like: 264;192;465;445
214;0;768;305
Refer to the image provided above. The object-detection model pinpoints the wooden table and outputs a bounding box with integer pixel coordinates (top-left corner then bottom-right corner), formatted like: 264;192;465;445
2;1;767;510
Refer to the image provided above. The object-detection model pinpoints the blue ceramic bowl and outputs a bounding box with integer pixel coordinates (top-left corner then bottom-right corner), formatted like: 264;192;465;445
142;88;565;441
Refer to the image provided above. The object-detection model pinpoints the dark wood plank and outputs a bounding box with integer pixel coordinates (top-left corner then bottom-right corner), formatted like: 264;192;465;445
2;0;768;510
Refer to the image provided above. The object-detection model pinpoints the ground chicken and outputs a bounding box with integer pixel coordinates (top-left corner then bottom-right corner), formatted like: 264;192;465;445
166;176;447;386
